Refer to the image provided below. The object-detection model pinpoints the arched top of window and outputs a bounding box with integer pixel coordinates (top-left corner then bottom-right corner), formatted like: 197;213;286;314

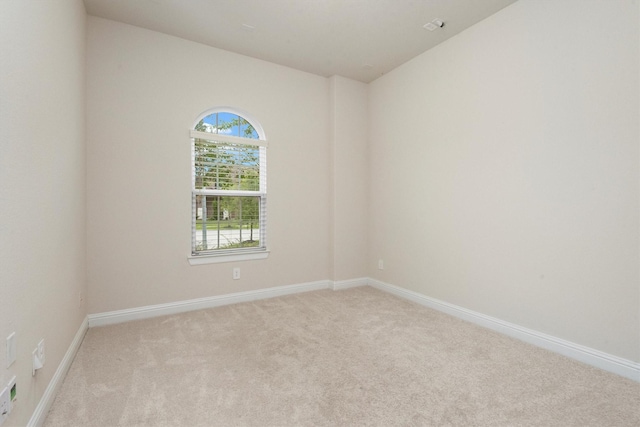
193;108;266;141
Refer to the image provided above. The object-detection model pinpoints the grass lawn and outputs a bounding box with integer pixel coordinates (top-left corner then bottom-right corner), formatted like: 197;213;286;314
195;220;257;230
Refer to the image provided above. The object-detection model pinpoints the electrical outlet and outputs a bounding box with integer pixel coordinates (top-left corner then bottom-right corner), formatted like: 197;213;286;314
32;347;43;376
378;259;384;270
232;267;241;280
32;349;38;376
37;339;45;365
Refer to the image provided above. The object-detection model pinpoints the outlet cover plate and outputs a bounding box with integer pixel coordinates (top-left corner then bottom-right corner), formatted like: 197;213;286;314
37;339;45;365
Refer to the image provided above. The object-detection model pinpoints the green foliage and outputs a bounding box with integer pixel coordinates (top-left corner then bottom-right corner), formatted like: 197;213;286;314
220;240;260;250
195;239;259;252
194;114;260;192
196;113;258;138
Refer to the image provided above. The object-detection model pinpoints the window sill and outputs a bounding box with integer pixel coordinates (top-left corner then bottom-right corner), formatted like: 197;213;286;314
188;250;270;265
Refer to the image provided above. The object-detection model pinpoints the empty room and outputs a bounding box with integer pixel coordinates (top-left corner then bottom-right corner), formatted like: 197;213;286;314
1;0;638;425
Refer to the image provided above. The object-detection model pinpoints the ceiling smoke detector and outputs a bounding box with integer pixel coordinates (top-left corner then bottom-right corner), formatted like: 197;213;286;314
423;19;445;31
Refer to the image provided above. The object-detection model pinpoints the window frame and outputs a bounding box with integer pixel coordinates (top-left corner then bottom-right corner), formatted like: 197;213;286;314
188;108;269;265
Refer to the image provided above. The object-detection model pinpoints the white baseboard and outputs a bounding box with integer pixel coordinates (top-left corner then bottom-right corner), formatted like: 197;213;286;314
332;277;368;290
27;317;89;427
86;276;639;382
368;278;640;382
89;278;371;328
88;280;334;327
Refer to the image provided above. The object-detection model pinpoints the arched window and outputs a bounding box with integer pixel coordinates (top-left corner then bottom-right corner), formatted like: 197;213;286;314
190;109;267;262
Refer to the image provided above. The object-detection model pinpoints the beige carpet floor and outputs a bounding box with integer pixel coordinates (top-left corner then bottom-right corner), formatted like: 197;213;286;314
44;286;639;426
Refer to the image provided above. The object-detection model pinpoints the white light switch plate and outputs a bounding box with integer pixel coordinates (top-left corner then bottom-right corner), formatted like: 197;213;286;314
6;333;16;368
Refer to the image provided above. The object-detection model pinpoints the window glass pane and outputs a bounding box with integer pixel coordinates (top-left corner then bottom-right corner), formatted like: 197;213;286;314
194;195;261;251
239;117;259;139
195;113;259;139
217;112;240;136
194;139;259;191
196;113;217;133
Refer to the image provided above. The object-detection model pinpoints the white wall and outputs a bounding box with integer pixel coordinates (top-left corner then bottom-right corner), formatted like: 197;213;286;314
329;76;369;281
369;0;639;362
0;0;87;425
86;17;332;313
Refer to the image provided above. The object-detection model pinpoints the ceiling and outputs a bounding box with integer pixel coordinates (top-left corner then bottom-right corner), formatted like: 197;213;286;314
84;0;517;83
